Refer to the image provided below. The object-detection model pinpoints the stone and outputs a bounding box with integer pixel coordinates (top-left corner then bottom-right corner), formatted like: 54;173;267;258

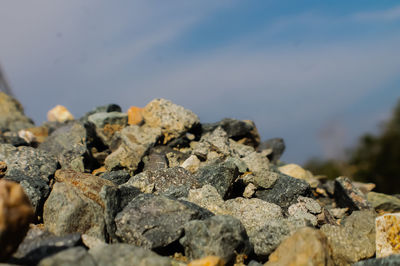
38;247;96;266
0;92;34;132
243;183;257;198
0;144;57;182
89;244;171;266
180;215;252;263
256;174;312;210
0;161;6;177
241;151;270;174
43;182;106;240
186;185;228;215
143;151;168;171
127;106;143;125
1;131;32;147
368;192;400;213
329;208;348;219
100;170;131;185
142;98;200;143
79;104;122;123
265;227;333;266
376;213;400;258
287;203;318;227
278;163;319;188
188;256;226;266
194;162;239;199
181;155;201;173
334;176;372;212
104;125;161;174
82;234;106;249
0;180;34;261
321;210;376;265
115;194;213;249
241;171;279;190
353;182;376;195
26;126;49;143
353;254;400;266
198;127;231;157
47;105;74;123
88;112;128;145
229;139;255;158
257;138;285;163
124;167;200;198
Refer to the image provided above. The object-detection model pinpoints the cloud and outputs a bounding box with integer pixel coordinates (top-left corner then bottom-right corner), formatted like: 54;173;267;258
353;5;400;21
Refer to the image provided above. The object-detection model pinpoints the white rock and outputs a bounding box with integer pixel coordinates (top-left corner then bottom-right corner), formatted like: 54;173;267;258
181;155;200;173
376;213;400;258
47;105;74;123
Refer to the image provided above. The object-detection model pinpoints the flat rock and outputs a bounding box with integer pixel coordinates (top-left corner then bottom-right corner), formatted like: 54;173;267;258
115;193;213;249
38;247;96;266
180;215;252;263
367;192;400;213
334;176;372;212
376;213;400;258
0;92;34;132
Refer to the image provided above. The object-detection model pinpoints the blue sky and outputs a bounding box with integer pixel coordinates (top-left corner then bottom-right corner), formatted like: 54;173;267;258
1;0;400;164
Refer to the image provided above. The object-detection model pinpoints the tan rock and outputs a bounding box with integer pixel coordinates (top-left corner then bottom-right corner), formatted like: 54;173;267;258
376;213;400;258
266;227;333;266
181;155;201;173
127;106;143;125
0;161;6;177
18;129;36;144
188;256;225;266
47;105;74;123
26;126;49;143
279;164;319;188
0;180;34;260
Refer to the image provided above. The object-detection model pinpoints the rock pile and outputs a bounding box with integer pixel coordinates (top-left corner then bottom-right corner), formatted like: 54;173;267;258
0;91;399;265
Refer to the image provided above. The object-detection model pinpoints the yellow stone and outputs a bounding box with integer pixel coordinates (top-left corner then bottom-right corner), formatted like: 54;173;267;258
47;105;74;123
188;256;225;266
376;213;400;257
127;106;143;125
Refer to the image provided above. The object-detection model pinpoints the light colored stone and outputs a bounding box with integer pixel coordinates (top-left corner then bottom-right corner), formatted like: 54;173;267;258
243;183;257;198
188;256;225;266
47;105;74;122
186;185;228;215
181;155;201;173
368;192;400;213
376;213;400;258
82;234;107;250
279;163;319;188
127;106;143;125
0;161;6;178
18;130;36;144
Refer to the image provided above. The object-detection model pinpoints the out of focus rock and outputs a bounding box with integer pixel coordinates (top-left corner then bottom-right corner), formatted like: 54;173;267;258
278;163;319;188
334;176;372;212
88;112;128;146
37;247;96;266
353;254;400;266
0;161;6;177
181;155;201;173
127;106;143;125
188;256;226;266
0;92;34;132
47;105;74;123
367;192;400;213
257;138;285;163
376;213;400;258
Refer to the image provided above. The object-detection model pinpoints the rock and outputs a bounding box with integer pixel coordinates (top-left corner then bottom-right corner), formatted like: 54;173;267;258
255;174;312;210
321;210;376;265
334;176;372;212
278;163;319;188
197;127;231;158
82;234;106;249
142;98;200;143
186;185;228;215
46;105;74;123
0;180;34;261
115;194;213;250
329;208;348;219
181;155;201;173
43;182;106;240
0;144;57;182
39;122;89;172
26;126;49;143
1;131;32;147
353;254;400;266
88;112;128;146
166;149;190;168
241;171;279;190
143;151;168;171
194;162;239;199
241;151;270;174
367;192;400;213
188;256;226;266
100;170;131;185
104;125;161;174
265;227;333;266
376;213;400;258
287;197;321;226
127;106;143;125
124;167;200;198
353;182;376;195
257;138;285;163
243;183;257;198
38;247;96;266
202;118;260;148
180;215;252;263
89;244;171;266
229;139;255;159
0;161;6;177
79;104;122;123
0;92;34;132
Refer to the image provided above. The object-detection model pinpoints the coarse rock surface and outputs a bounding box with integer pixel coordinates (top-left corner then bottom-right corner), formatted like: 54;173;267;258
375;213;400;258
186;185;228;215
127;106;143;125
278;163;319;188
334;176;372;212
353;254;400;266
0;92;34;132
367;191;400;213
88;111;128;146
37;247;96;266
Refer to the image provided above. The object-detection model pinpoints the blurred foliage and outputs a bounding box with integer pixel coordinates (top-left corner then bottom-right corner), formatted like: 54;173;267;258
304;99;400;194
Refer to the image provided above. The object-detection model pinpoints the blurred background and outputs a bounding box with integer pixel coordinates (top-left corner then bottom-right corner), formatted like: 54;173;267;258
1;1;399;193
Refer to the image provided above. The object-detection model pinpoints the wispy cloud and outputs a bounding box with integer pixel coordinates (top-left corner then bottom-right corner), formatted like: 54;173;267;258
353;5;400;21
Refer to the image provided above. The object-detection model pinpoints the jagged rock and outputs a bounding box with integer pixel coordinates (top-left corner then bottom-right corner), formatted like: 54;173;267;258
257;138;285;163
88;112;128;146
114;194;213;250
46;105;74;123
278;163;319;188
367;192;400;213
181;155;201;173
376;213;400;258
186;185;228;215
79;104;122;123
142;98;200;143
180;215;252;263
0;92;34;132
353;254;400;266
334;176;372;212
100;170;131;185
265;227;333;266
321;210;376;265
38;247;96;266
229;139;255;158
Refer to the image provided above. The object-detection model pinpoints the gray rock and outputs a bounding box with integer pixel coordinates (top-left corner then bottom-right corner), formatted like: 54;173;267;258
334;176;372;212
38;247;96;266
180;215;252;263
255;174;312;210
88;112;128;146
89;244;171;266
321;210;376;265
0;144;58;182
79;104;122;123
43;182;106;240
353;255;400;266
367;191;400;212
197;127;231;157
0;92;34;132
143;151;168;171
142;98;200;143
241;151;271;180
186;184;228;215
257;138;285;163
194;161;239;199
229;139;255;158
115;194;213;249
100;170;131;185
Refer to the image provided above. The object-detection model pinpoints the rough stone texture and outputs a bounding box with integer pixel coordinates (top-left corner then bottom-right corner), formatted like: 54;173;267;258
0;144;58;182
241;171;279;190
142;98;200;143
46;105;74;123
278;163;319;188
376;213;400;258
79;104;122;123
334;176;372;212
353;254;400;266
181;155;201;173
186;185;228;215
88;112;128;146
0;92;34;132
38;247;96;266
256;174;312;210
0;180;34;261
180;215;252;263
241;151;270;175
257;138;285;164
265;227;333;266
321;210;376;265
43;182;106;240
115;194;213;249
99;170;131;185
194;162;238;199
243;183;257;198
104;125;161;174
89;244;171;266
127;106;143;125
125;167;200;198
368;192;400;213
188;256;226;266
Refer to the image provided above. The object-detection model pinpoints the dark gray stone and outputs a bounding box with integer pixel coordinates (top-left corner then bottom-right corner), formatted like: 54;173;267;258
334;176;372;212
255;174;312;210
257;138;285;163
115;194;213;249
142;151;168;171
180;215;252;263
353;255;400;266
100;170;131;185
38;247;96;266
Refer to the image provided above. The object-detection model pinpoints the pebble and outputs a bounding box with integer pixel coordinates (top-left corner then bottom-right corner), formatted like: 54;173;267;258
47;105;74;123
127;106;143;125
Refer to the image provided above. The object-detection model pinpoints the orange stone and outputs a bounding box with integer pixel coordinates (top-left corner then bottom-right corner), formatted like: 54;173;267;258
188;256;226;266
0;161;6;177
47;105;74;123
127;106;143;125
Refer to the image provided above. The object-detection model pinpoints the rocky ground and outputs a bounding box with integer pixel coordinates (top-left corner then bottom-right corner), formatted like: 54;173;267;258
0;91;399;266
